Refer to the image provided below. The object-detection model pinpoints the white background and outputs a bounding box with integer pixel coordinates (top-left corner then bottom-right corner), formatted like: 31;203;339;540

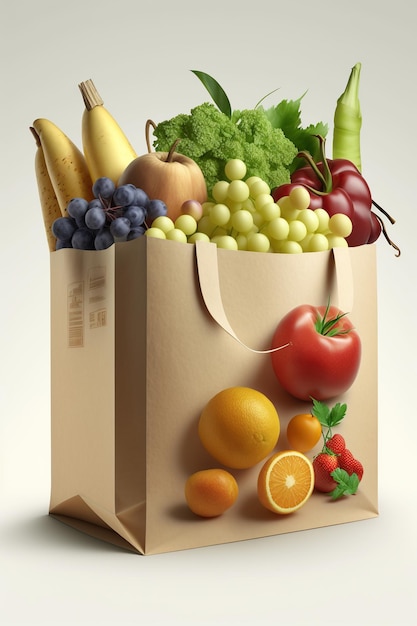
1;1;416;624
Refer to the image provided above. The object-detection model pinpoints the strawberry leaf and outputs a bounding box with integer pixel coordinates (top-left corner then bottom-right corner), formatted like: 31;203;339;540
329;468;360;500
327;402;347;428
311;398;331;427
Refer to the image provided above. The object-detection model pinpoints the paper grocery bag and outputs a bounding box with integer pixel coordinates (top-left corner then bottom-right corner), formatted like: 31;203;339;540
49;237;378;555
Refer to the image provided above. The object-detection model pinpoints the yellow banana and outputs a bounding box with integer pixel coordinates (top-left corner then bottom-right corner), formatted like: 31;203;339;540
32;117;94;215
79;79;137;185
30;126;62;251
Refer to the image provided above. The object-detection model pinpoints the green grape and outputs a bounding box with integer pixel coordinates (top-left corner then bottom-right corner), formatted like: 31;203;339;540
209;203;231;226
152;216;175;233
289;186;311;211
214;235;239;250
236;234;248;250
175;214;197;236
259;201;280;222
228;201;244;213
166;228;187;243
299;233;314;252
307;233;329;252
145;227;166;239
254;193;274;212
242;198;256;212
247;232;270;253
227;179;250;203
188;232;211;244
278;196;300;221
288;220;308;242
279;240;303;254
314;208;330;233
328;213;353;238
197;215;216;236
225;158;247;181
248;178;270;197
231;209;254;233
212;180;229;203
252;211;265;229
202;201;215;215
268;217;290;240
298;208;320;233
245;175;262;187
211;226;228;237
326;234;348;249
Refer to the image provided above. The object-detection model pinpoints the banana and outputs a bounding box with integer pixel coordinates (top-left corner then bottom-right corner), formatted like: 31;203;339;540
30;126;62;251
79;79;137;184
32;117;94;215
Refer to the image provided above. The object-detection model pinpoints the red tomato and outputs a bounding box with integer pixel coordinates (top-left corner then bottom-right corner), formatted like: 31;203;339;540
271;304;361;401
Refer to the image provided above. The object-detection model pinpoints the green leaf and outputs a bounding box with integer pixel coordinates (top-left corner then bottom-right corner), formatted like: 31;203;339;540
329;469;360;499
311;398;331;427
327;402;347;427
191;70;232;118
264;96;304;132
263;95;328;169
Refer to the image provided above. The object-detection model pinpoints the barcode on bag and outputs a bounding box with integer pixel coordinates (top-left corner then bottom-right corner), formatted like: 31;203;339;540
88;266;107;330
68;281;84;348
89;308;107;328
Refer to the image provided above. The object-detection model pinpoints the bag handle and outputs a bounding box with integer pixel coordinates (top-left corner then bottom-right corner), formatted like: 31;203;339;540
195;240;354;354
195;240;288;354
331;245;354;314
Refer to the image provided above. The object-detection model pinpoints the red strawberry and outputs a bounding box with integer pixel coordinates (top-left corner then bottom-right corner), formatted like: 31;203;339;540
313;453;339;493
339;449;364;481
326;434;346;455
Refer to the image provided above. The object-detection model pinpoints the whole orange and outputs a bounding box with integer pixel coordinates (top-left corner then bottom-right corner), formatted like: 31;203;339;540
185;468;238;517
286;413;322;453
198;387;280;469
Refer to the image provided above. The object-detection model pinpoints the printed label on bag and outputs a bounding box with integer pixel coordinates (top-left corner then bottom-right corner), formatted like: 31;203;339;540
68;281;84;348
88;266;107;330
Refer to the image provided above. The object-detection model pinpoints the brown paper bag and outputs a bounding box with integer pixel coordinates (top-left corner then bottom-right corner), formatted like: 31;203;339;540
49;236;378;555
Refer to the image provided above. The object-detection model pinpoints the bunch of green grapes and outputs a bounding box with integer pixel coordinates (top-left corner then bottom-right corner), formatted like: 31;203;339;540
145;159;353;253
196;159;352;252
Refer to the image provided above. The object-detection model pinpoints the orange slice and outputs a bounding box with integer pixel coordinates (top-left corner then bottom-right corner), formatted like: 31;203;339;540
257;450;314;514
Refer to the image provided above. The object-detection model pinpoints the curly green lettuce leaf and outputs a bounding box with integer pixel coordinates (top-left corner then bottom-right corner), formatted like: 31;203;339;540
262;95;328;171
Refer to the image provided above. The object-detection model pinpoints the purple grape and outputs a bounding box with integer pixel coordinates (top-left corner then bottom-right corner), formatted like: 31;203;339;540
113;184;136;207
124;205;146;227
94;228;114;250
147;199;168;223
88;198;104;210
56;239;73;250
127;226;146;240
72;228;95;250
67;197;89;220
133;187;150;209
93;177;115;199
85;206;106;230
110;216;131;239
52;216;77;241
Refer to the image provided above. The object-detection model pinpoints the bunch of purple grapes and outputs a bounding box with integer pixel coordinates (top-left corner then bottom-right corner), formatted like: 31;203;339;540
52;177;168;250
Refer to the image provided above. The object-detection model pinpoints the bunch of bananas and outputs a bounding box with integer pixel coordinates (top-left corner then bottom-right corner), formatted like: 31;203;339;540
30;79;137;251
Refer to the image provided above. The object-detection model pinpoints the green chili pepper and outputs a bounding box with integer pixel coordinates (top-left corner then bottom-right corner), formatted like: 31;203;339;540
332;63;362;172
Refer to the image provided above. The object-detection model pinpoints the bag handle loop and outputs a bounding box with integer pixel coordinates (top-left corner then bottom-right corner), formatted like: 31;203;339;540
331;245;354;314
195;240;288;354
195;240;354;354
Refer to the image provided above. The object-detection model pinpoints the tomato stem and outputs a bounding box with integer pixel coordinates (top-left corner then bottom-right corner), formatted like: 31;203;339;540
315;301;352;336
